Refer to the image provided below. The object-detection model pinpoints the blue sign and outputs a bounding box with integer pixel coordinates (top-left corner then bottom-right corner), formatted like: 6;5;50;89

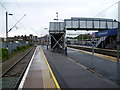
95;28;117;37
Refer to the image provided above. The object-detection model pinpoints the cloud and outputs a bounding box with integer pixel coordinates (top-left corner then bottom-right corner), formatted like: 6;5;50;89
1;0;119;37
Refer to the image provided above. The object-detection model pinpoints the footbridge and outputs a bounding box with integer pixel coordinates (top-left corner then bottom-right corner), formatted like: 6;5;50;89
49;17;118;32
49;17;119;52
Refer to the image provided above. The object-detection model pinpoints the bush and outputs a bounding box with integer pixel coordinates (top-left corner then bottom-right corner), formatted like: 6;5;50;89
1;45;32;61
16;45;30;52
0;48;8;61
1;48;8;57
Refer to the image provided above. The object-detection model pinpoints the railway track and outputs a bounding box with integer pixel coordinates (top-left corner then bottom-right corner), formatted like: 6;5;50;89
1;46;36;89
68;45;119;58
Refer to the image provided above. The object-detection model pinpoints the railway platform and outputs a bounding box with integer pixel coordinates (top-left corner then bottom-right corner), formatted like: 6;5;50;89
18;45;119;89
18;46;59;89
42;45;118;89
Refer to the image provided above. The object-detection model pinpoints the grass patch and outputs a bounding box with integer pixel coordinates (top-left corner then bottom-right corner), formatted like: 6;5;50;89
0;48;8;61
0;44;33;62
14;45;31;52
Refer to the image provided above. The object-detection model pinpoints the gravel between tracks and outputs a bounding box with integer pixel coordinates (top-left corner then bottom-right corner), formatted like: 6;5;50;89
1;47;36;89
1;47;33;76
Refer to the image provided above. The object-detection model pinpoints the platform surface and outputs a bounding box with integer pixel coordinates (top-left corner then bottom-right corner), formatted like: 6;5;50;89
19;46;57;89
42;45;118;88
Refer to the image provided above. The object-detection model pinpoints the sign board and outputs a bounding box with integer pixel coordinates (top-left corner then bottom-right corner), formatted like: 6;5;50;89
94;28;117;37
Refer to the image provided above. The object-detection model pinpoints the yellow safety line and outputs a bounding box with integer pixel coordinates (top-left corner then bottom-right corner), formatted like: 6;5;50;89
40;47;61;90
69;47;117;62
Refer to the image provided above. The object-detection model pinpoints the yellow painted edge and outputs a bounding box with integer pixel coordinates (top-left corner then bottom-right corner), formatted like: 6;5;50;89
40;46;61;90
69;47;117;62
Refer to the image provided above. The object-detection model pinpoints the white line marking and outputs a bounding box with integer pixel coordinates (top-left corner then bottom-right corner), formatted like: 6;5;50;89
18;47;37;89
66;57;87;70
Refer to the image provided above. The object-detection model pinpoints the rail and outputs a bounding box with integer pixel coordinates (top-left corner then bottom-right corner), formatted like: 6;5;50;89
1;46;36;89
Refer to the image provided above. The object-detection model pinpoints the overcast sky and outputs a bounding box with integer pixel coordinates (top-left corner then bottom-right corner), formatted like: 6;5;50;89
0;0;119;37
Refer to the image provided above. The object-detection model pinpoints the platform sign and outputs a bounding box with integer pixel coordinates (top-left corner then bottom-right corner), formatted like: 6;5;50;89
95;28;117;37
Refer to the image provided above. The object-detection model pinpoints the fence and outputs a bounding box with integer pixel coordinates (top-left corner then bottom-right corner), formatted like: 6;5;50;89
0;42;29;53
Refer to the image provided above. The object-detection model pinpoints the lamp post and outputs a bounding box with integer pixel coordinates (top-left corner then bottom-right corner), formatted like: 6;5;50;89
6;12;13;57
44;28;49;50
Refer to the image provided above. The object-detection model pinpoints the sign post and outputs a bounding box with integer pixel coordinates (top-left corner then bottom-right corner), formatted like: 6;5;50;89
92;33;95;69
117;1;120;87
117;21;120;87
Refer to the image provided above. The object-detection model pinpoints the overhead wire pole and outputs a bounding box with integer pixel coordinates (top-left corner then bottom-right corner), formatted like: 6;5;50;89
6;12;8;58
1;2;27;58
6;12;8;41
0;2;27;30
8;14;26;32
5;12;26;58
6;12;13;58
